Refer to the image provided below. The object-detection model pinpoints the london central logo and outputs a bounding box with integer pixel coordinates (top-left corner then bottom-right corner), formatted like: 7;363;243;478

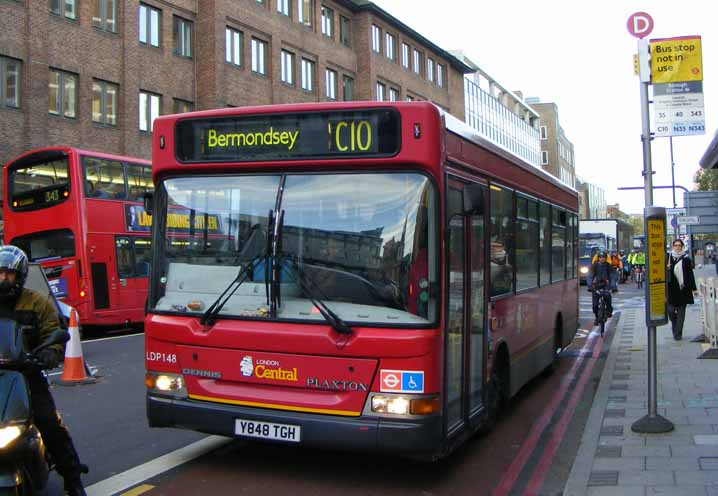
240;356;254;377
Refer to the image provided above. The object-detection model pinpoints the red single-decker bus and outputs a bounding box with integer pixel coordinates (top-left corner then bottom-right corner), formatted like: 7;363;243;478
144;102;578;459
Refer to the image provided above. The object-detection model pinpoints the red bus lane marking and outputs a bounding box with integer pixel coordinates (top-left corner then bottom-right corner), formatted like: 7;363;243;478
522;331;603;494
491;329;601;496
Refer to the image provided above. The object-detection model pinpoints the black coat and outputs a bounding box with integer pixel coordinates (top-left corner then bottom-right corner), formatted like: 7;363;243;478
667;254;697;306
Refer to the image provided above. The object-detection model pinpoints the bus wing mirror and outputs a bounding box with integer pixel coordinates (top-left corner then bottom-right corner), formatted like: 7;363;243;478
143;192;154;215
463;184;484;215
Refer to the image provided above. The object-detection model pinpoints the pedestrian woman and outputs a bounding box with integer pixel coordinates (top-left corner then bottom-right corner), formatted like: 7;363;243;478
667;239;697;340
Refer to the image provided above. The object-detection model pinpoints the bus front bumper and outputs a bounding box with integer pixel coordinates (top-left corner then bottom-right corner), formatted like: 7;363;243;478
147;394;443;456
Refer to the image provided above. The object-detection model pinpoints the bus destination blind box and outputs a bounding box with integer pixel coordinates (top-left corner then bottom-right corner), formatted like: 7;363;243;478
644;206;668;327
175;109;401;163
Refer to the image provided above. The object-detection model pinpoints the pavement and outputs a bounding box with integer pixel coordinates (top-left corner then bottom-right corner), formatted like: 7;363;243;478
565;265;718;496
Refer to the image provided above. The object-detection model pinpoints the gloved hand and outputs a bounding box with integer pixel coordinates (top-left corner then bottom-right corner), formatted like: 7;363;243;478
37;348;60;370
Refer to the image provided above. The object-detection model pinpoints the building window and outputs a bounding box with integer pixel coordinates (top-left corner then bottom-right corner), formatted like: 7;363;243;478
298;0;312;28
342;75;354;101
49;69;77;118
92;0;116;32
280;50;294;85
339;15;351;47
388;87;398;101
173;17;192;58
1;57;21;109
401;42;410;69
413;49;422;75
427;58;435;83
405;94;414;102
375;82;385;101
139;4;161;47
371;25;381;53
385;33;395;61
541;151;548;165
437;64;445;87
173;98;193;113
321;6;333;37
92;79;118;126
251;38;267;75
540;125;547;140
301;58;314;92
325;69;336;99
277;0;289;16
139;91;160;132
225;27;242;66
50;0;76;19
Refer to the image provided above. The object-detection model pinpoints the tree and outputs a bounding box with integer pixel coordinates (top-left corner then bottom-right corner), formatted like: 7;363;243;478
627;215;644;236
694;168;718;191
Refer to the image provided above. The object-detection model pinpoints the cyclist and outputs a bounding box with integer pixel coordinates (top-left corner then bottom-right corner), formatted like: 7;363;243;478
633;249;645;277
587;251;616;325
620;250;630;283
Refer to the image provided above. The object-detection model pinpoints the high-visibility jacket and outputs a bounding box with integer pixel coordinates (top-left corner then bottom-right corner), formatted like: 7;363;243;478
610;255;622;269
633;252;645;265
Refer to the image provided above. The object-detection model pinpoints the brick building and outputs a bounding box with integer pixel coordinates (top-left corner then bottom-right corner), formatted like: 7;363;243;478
526;98;576;188
0;0;472;168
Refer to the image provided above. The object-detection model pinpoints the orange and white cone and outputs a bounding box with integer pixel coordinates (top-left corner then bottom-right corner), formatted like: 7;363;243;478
53;308;97;386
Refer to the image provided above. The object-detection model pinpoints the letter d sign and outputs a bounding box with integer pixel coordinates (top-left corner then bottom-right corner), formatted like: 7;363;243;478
627;12;654;39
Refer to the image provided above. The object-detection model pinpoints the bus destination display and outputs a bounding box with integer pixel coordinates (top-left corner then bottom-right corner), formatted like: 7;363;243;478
175;109;401;162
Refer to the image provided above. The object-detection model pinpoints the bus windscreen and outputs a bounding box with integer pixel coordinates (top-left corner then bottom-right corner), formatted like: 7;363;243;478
9;154;70;211
175;109;401;163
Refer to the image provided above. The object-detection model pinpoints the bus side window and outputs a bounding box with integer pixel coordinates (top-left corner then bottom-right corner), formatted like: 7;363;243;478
116;237;133;278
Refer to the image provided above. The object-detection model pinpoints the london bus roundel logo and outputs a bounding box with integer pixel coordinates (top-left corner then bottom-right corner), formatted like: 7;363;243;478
382;372;400;390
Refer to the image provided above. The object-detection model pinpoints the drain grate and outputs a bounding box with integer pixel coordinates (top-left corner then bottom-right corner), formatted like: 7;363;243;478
588;470;619;486
596;445;622;458
613;374;630;380
610;384;629;390
608;395;627;402
600;425;624;436
605;409;626;418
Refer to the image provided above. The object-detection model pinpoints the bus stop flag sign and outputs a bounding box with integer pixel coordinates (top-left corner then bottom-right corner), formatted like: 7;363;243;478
645;207;668;326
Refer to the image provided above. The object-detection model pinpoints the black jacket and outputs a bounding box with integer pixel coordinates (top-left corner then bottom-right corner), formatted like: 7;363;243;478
667;253;697;306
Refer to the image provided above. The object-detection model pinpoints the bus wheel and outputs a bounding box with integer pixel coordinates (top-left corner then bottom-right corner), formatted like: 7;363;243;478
544;315;563;376
481;349;509;433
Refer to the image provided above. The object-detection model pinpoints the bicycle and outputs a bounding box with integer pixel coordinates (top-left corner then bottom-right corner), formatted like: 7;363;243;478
635;265;644;289
591;286;611;337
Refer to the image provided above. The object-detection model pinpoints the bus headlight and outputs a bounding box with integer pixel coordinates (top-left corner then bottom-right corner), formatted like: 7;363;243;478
369;393;440;417
580;266;589;274
146;372;187;398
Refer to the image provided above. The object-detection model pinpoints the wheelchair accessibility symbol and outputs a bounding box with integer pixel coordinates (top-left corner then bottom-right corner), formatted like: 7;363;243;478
380;370;425;393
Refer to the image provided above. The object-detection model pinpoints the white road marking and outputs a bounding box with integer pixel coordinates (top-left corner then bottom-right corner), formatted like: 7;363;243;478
83;333;144;344
86;436;231;496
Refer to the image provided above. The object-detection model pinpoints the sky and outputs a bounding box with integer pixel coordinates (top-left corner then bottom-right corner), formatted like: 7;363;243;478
372;0;718;214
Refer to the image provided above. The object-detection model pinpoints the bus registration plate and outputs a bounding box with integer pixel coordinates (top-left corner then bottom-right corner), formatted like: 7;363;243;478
234;419;301;443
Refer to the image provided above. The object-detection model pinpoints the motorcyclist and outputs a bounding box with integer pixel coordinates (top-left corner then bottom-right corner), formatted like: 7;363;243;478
587;251;616;325
0;246;87;496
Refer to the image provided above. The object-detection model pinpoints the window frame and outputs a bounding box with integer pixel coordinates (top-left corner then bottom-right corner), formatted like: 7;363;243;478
172;98;193;114
371;25;381;53
540;125;548;140
251;37;267;75
375;81;385;102
225;26;243;67
50;0;77;20
437;64;445;88
388;86;398;102
427;58;435;83
48;68;78;119
139;3;161;47
321;5;334;37
413;48;422;76
92;0;117;32
541;150;548;165
339;15;351;47
301;58;315;92
173;16;193;58
342;74;354;101
92;79;118;126
277;0;290;16
280;49;295;85
385;32;395;61
297;0;313;28
401;42;410;69
325;68;337;99
489;183;515;298
515;194;540;292
139;90;161;132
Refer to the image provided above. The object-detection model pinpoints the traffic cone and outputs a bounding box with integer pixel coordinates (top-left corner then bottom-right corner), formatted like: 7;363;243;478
53;308;97;386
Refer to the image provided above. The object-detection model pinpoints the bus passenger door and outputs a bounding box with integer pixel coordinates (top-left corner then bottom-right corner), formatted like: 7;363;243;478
445;179;487;436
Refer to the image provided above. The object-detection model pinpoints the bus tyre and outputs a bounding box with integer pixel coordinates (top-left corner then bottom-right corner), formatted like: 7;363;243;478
544;316;562;376
481;355;508;434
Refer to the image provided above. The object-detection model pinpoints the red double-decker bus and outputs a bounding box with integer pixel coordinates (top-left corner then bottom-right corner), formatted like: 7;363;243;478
145;102;578;458
2;147;153;327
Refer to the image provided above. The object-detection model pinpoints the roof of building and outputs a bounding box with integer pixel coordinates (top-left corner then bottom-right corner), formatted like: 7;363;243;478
339;1;475;73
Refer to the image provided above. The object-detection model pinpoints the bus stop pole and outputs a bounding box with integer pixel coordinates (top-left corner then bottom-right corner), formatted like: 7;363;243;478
632;39;674;434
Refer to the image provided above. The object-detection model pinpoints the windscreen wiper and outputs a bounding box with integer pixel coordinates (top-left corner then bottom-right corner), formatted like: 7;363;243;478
200;210;274;327
285;256;352;335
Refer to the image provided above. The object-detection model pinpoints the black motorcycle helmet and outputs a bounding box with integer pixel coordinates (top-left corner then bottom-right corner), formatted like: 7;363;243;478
0;245;29;303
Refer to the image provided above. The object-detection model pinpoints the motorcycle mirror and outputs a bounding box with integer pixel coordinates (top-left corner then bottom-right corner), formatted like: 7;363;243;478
32;329;70;354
